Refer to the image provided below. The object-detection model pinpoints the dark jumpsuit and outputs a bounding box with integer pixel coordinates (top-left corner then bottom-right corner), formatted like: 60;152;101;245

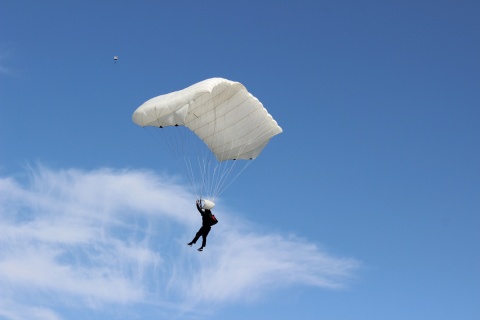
190;202;213;248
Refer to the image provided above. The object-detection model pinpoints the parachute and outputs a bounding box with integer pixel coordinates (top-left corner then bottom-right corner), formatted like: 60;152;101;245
132;78;282;201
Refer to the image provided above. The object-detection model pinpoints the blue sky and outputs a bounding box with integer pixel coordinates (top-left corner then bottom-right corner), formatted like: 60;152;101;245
1;1;479;320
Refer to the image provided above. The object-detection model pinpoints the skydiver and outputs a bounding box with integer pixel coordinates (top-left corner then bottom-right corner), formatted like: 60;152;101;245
187;200;217;251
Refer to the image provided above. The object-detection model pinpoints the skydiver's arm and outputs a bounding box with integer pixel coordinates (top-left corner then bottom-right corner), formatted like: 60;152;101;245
196;201;204;214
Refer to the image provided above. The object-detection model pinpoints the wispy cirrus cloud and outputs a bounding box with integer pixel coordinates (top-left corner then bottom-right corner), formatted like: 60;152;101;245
0;165;360;319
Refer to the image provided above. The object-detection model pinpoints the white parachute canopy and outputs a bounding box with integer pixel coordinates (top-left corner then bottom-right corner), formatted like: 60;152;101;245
132;78;282;200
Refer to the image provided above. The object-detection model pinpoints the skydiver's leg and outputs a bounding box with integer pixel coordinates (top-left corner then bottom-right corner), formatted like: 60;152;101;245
201;226;211;248
190;227;203;244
